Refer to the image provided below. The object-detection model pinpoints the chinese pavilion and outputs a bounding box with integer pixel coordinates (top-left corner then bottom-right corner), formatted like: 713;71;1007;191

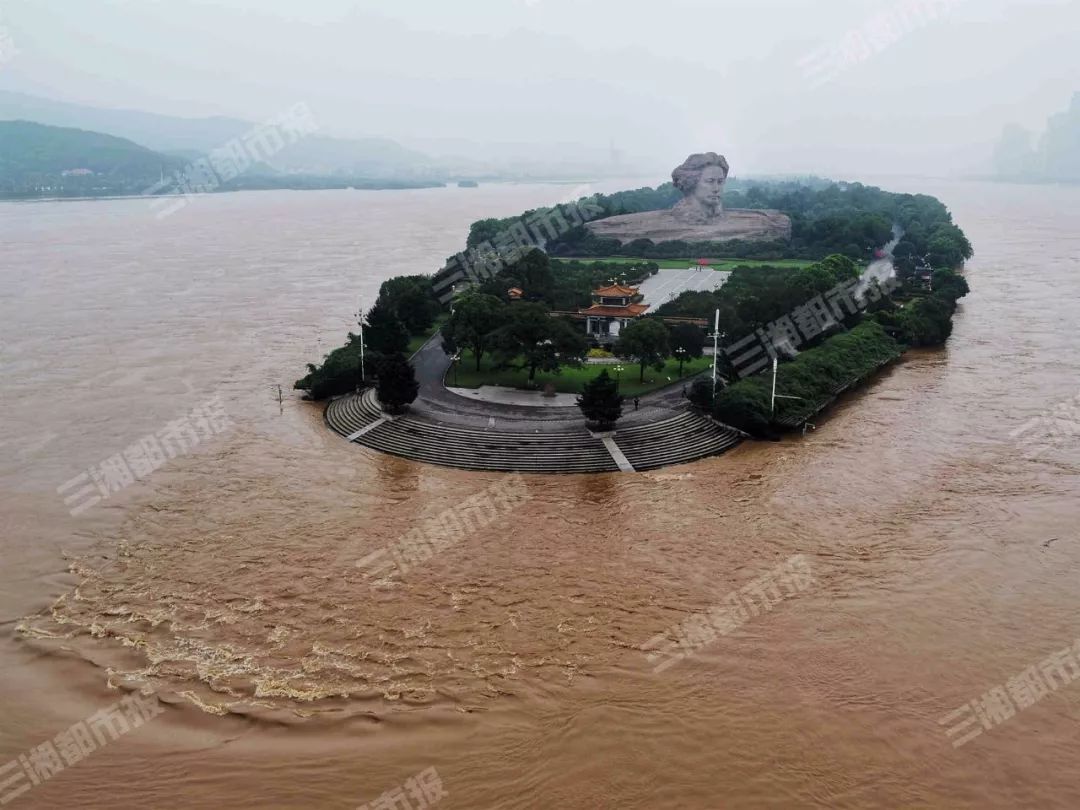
579;283;649;341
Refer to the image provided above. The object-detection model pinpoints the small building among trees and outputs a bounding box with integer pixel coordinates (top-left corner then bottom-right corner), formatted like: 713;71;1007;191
578;284;650;343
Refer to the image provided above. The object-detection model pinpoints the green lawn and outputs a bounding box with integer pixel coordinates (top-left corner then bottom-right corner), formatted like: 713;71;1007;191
449;352;714;397
407;315;448;355
556;257;813;271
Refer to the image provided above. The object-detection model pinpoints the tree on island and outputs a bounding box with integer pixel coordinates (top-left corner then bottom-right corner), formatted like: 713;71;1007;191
445;292;505;371
491;303;588;385
669;323;704;377
378;275;441;334
294;343;369;400
615;318;670;383
927;224;973;270
364;297;410;355
506;248;556;304
577;370;624;431
375;353;419;414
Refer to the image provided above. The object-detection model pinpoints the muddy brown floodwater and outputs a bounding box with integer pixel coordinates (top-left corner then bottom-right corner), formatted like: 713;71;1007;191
2;179;1080;809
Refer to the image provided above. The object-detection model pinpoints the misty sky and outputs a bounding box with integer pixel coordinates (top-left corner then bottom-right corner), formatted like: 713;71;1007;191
1;0;1077;177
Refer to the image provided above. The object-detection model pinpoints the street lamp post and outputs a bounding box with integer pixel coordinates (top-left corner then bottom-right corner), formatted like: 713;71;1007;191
356;299;367;384
451;352;461;387
770;357;778;414
674;346;687;378
710;309;720;398
614;364;625;391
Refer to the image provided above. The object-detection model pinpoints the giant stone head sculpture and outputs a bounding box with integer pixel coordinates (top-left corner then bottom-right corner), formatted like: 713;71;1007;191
671;152;730;223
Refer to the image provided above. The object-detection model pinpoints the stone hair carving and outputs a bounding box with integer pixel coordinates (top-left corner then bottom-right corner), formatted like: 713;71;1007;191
671;152;731;224
671;152;730;194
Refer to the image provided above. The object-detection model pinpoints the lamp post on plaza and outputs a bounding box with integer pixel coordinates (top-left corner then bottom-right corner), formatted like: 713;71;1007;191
614;364;625;391
674;346;688;378
451;352;461;387
708;309;721;398
355;300;367;384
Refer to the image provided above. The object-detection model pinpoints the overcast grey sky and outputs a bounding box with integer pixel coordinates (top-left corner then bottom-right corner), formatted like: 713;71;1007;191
1;0;1077;176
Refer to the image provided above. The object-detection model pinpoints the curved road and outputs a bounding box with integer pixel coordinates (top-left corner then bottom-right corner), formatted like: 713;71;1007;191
408;337;697;432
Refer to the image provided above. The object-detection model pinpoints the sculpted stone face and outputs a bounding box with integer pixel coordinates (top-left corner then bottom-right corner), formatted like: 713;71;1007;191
583;151;792;244
691;164;727;217
671;152;730;224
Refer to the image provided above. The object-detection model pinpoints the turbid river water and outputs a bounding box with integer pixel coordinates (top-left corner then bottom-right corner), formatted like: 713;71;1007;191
1;178;1079;809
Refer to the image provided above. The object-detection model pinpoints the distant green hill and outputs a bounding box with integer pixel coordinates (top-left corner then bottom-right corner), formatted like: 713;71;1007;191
0;120;183;194
0;120;443;198
0;90;437;178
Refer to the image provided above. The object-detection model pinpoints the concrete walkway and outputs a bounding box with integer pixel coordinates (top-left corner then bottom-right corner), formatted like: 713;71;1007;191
602;436;636;472
447;385;581;408
409;336;702;432
638;267;730;308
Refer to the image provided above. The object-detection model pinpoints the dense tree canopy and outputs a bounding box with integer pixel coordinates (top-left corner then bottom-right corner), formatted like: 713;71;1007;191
378;275;441;334
491;303;588;384
712;320;903;436
297;273;437;400
471;249;659;311
363;298;410;355
293;338;367;400
375;353;419;414
654;254;861;350
444;292;505;370
615;318;671;383
669;323;705;376
872;267;970;347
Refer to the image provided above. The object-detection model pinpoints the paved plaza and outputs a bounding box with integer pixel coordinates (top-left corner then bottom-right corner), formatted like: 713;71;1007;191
637;267;730;308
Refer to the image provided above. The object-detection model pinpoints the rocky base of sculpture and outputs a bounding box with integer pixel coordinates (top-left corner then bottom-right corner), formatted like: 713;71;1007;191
586;208;792;244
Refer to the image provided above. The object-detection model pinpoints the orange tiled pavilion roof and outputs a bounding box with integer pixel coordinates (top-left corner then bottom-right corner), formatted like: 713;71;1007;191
580;303;650;318
592;284;639;297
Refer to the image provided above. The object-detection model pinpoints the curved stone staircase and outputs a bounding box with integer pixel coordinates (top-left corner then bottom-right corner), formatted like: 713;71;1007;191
614;411;742;471
326;390;741;474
